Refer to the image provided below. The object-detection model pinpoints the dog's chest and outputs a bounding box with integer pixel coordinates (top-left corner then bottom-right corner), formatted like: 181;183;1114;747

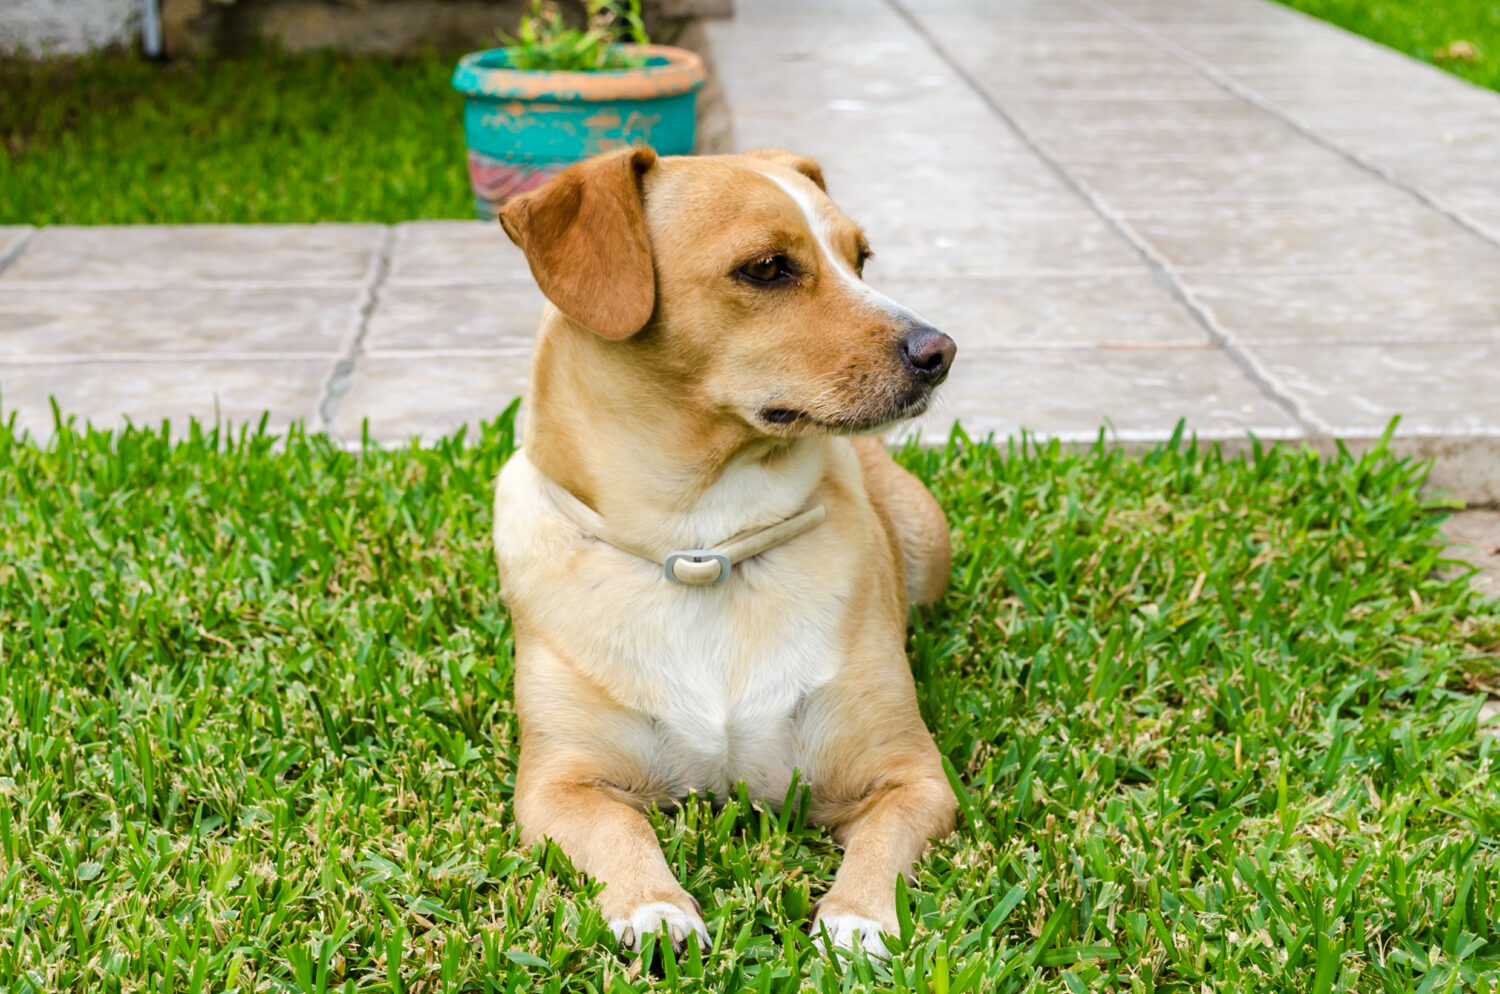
496;451;859;801
615;572;845;799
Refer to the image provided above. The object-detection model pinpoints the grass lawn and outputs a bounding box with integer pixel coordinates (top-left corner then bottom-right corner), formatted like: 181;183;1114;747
2;411;1499;993
1;52;472;225
1278;0;1500;93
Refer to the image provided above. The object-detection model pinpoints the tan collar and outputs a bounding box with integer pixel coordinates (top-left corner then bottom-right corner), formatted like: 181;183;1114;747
542;476;826;586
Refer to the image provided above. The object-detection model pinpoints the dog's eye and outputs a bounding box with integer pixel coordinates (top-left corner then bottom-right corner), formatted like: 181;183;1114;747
856;245;874;276
738;254;792;284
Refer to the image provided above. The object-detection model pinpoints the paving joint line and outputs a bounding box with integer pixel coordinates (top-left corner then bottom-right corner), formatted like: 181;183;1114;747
316;225;395;440
879;0;1331;439
0;229;37;278
1084;0;1500;255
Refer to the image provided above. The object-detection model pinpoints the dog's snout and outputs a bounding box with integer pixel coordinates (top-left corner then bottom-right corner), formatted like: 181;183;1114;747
900;325;957;381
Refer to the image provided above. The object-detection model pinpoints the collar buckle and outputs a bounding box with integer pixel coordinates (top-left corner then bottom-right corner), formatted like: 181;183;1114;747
664;550;732;585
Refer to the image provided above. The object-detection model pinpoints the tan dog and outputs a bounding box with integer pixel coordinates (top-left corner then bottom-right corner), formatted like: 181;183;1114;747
492;145;958;958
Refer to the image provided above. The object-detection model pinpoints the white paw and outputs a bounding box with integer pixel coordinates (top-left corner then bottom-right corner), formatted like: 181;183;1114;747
609;901;709;952
812;913;891;959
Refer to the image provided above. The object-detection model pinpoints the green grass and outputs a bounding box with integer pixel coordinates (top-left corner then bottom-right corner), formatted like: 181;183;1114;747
1278;0;1500;93
1;51;473;225
2;410;1499;993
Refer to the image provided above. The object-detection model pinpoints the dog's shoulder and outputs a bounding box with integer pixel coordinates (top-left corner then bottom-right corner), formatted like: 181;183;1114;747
491;449;578;592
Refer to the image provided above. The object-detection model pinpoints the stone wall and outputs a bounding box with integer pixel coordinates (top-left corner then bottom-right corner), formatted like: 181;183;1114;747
1;0;730;58
0;0;139;55
168;0;551;57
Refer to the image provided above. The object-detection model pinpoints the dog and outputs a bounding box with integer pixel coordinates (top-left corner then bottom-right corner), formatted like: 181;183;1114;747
492;145;959;958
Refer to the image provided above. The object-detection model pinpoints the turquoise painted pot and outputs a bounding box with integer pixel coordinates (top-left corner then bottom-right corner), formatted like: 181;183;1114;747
451;44;706;220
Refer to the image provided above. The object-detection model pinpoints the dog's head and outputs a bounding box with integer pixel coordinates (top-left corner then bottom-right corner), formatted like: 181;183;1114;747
500;145;955;437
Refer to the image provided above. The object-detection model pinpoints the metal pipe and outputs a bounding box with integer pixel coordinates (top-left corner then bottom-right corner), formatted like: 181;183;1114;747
140;0;163;58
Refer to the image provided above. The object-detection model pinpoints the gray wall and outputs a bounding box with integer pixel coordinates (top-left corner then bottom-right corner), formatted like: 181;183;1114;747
0;0;730;57
1;0;139;54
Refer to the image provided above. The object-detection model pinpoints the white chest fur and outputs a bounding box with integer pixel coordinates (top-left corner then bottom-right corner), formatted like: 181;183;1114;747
609;561;844;799
494;448;862;802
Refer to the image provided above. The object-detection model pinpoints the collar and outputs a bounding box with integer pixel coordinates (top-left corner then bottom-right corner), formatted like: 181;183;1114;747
542;476;826;586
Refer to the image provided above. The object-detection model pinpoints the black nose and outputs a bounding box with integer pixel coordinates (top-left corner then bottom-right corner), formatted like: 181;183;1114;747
900;325;957;381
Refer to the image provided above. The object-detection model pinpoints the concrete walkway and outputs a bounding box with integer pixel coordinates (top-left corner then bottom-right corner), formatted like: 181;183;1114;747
1;1;1498;523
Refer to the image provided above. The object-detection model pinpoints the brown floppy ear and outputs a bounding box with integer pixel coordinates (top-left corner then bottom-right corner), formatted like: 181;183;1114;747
499;145;658;340
743;147;826;192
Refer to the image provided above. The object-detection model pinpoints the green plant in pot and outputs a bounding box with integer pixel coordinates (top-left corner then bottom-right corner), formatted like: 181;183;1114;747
451;0;706;220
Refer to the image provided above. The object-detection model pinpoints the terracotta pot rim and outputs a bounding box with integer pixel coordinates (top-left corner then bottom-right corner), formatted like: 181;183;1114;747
452;44;706;103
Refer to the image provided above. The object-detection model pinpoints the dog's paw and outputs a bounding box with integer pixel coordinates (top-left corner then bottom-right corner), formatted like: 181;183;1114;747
811;913;891;959
610;901;709;953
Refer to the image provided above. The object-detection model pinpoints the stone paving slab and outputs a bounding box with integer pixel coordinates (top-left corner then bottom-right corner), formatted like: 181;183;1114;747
1063;155;1395;208
1453;199;1500;243
0;227;33;265
334;355;530;442
1101;0;1307;26
712;3;1092;232
907;347;1302;444
1092;0;1500;231
1247;344;1500;437
876;275;1211;349
0;359;328;440
1227;72;1499;106
812;165;1087;217
736;126;1035;174
1004;95;1280;133
1043;121;1316;160
1;225;385;287
1444;509;1500;599
1378;158;1500;199
1123;205;1500;273
0;287;361;360
387;221;529;285
364;283;544;354
1189;273;1500;346
1317;122;1500;164
940;52;1209;93
859;214;1145;278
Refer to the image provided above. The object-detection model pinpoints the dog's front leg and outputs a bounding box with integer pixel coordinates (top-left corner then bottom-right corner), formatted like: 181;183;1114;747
514;767;708;952
812;759;957;957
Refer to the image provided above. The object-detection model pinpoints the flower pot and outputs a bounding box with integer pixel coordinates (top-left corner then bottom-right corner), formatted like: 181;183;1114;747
451;44;706;220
